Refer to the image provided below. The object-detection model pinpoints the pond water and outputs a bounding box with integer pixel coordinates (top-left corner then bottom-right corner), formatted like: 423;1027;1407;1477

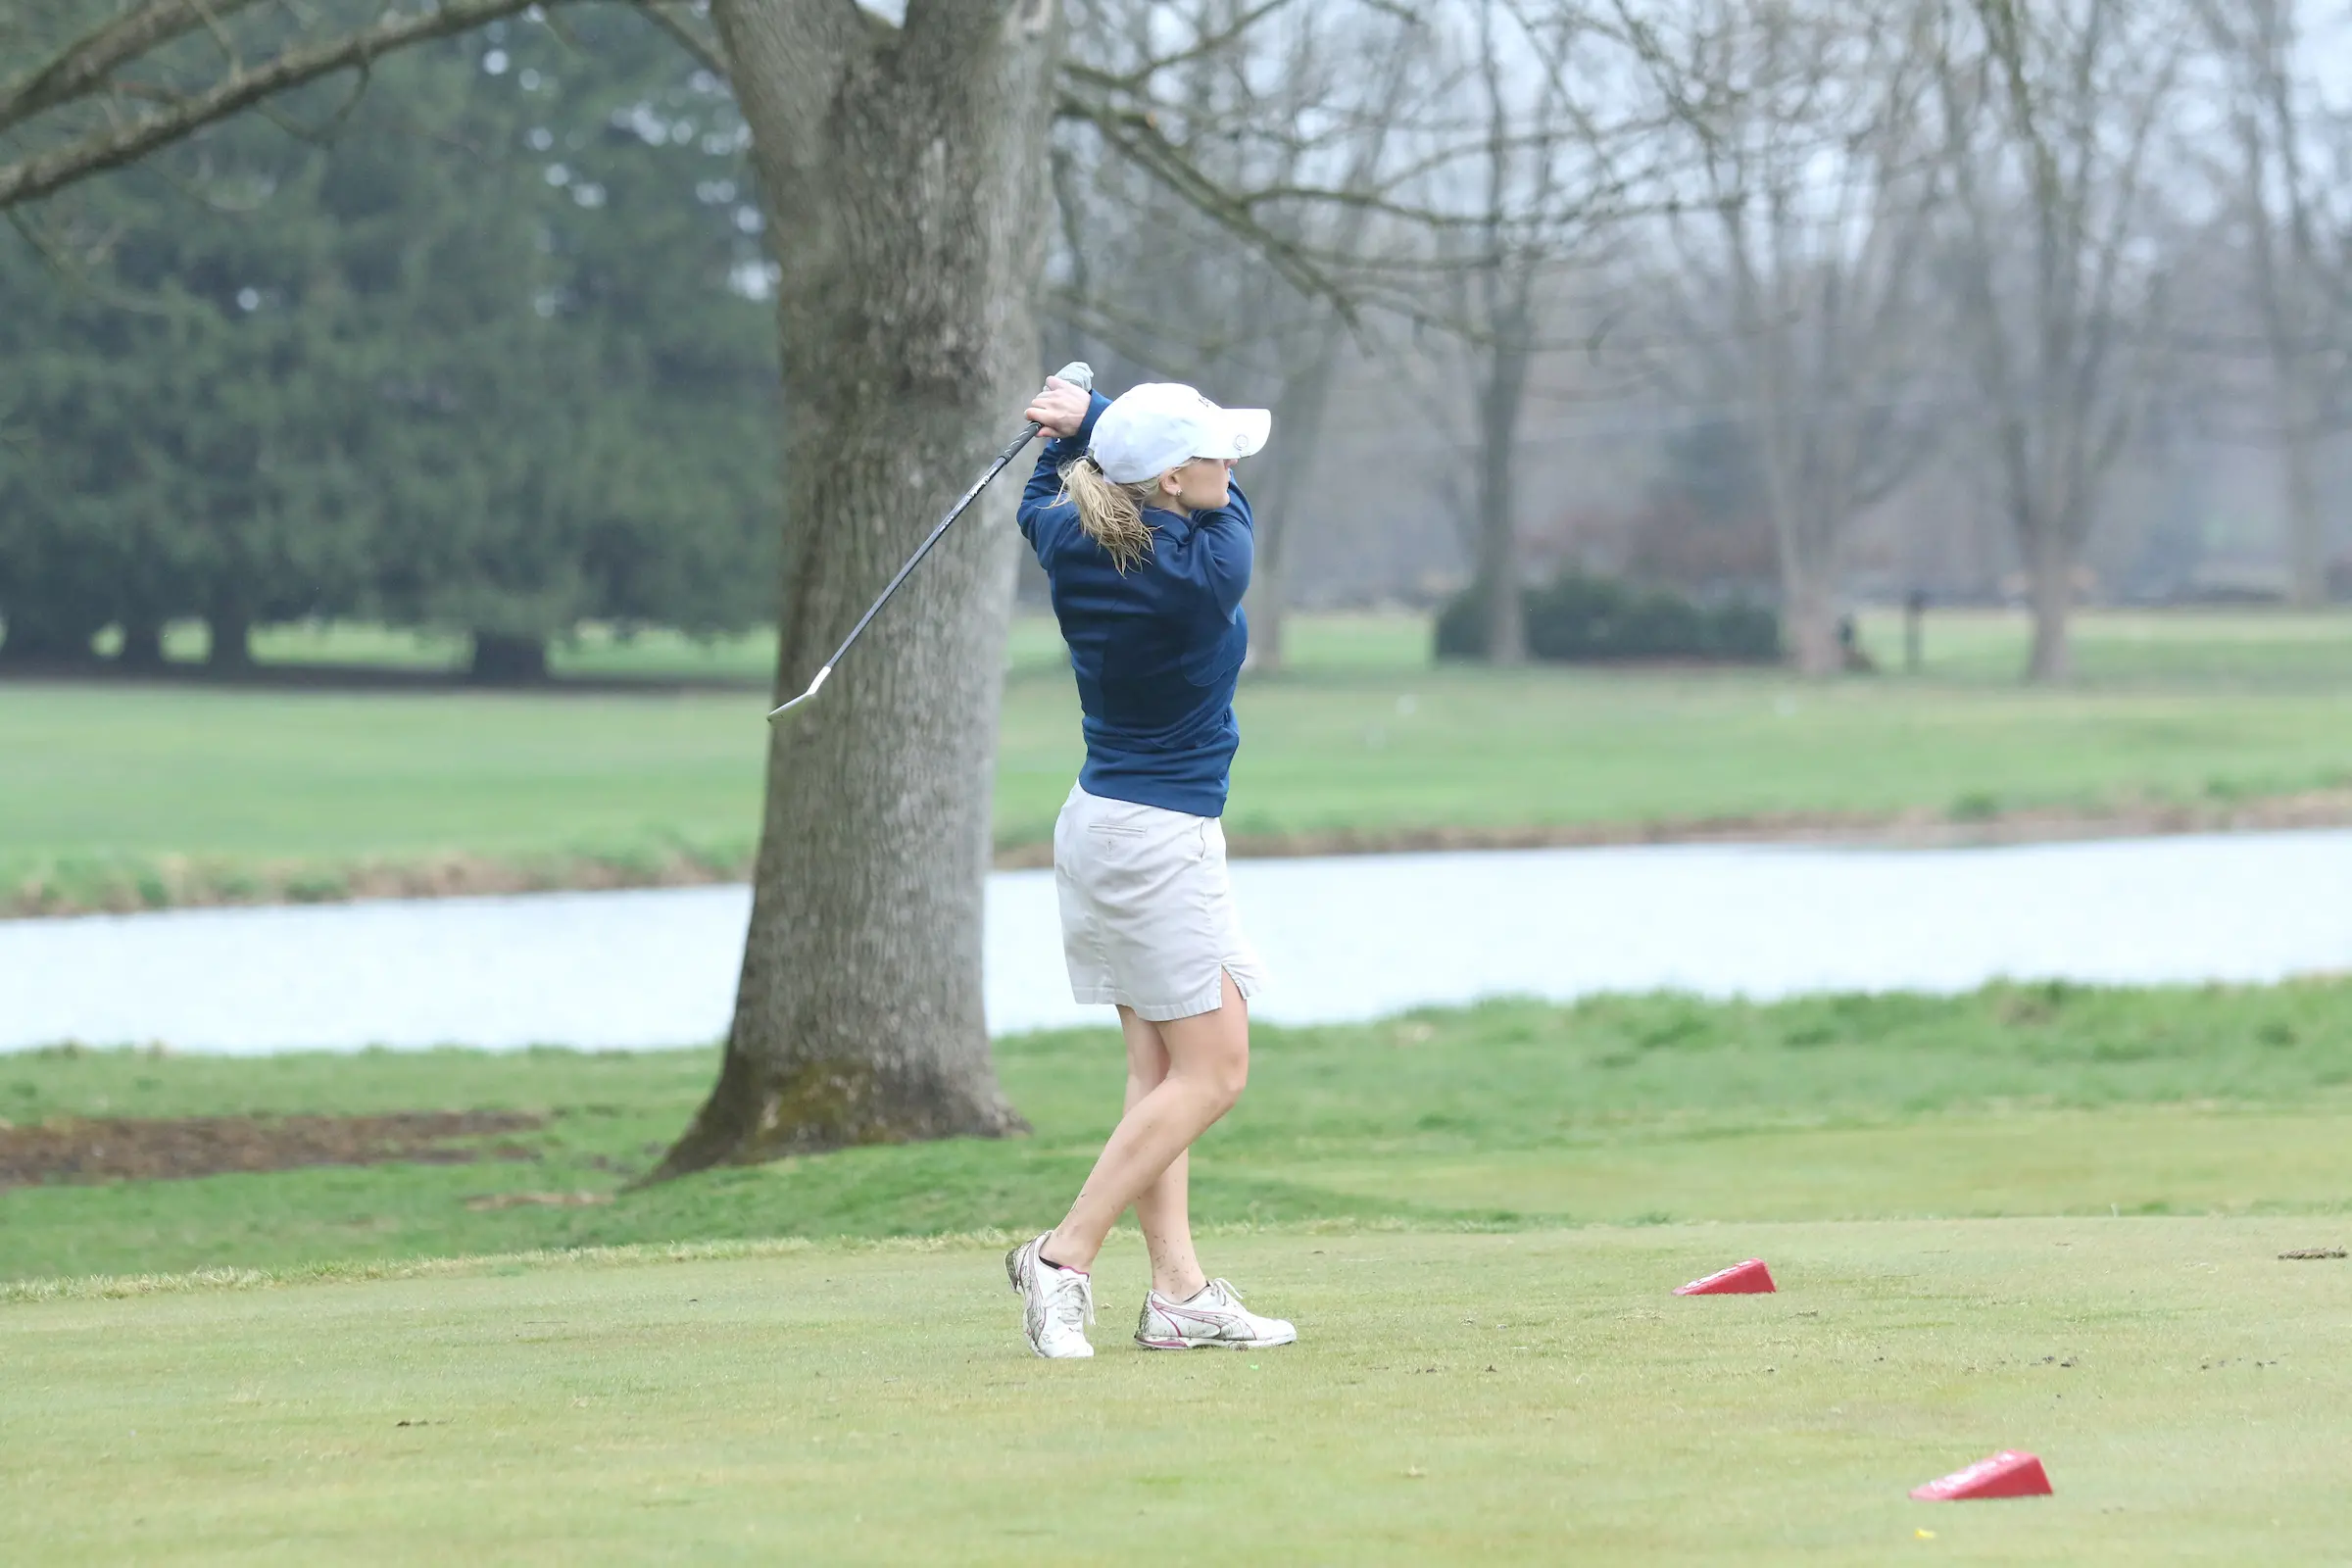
3;830;2347;1054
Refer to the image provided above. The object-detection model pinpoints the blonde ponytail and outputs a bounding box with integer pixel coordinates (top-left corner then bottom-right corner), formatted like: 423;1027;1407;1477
1057;457;1156;573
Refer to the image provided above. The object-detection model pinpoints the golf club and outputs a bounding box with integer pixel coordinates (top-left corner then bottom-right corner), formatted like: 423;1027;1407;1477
767;361;1096;722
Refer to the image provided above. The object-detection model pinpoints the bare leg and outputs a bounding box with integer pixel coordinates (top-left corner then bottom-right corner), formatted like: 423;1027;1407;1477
1115;1006;1208;1300
1046;970;1249;1274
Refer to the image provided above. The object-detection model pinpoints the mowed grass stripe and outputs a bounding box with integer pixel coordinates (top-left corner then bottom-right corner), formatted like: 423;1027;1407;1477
6;1222;2348;1563
1275;1103;2352;1223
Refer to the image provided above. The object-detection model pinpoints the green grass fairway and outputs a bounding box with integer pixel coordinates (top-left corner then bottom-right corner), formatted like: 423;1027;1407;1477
0;684;763;907
7;610;2352;912
8;984;2350;1558
7;1221;2348;1563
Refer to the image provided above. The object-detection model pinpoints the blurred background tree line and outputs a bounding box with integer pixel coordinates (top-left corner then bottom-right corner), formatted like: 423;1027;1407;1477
0;7;779;678
1047;0;2352;679
6;0;2352;685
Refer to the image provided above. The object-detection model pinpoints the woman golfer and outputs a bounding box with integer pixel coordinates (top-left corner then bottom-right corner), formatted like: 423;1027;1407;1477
1002;373;1296;1360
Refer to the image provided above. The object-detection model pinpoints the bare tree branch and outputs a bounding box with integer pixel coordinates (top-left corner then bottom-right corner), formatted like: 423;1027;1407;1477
0;0;275;134
1054;86;1357;321
633;0;727;83
1059;0;1298;95
0;0;596;211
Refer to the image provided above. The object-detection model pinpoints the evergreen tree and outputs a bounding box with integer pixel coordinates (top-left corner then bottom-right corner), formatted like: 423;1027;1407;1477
338;23;780;676
0;115;375;665
0;14;778;672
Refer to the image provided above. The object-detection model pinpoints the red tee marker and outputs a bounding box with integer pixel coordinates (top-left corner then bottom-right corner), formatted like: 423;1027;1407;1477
1674;1258;1776;1296
1910;1450;2053;1501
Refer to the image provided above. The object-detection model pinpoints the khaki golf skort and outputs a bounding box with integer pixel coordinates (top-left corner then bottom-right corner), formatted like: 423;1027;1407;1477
1054;783;1267;1021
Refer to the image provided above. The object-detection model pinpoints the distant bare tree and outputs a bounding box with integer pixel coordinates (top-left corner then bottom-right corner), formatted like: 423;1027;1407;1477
2192;0;2348;608
1378;0;1628;664
1235;30;1417;674
1622;0;1951;675
1053;2;1655;666
1453;1;1600;663
1050;0;1428;671
1936;0;2189;680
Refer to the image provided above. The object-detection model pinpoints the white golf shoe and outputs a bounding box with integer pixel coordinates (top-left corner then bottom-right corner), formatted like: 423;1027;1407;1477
1005;1234;1096;1359
1135;1278;1298;1350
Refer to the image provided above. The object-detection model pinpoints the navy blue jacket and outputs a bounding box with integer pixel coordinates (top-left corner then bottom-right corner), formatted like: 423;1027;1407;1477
1017;391;1252;818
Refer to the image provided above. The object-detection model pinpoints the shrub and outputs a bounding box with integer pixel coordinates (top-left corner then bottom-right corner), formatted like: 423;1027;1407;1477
1434;571;1781;663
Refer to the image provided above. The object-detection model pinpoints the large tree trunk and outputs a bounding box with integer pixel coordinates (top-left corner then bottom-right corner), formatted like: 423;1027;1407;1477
1782;564;1840;678
1244;466;1294;675
1750;365;1844;680
2280;386;2326;611
1244;317;1346;676
206;602;255;672
656;0;1054;1176
1472;323;1531;666
2024;527;2074;682
0;601;104;664
467;631;549;684
118;613;166;670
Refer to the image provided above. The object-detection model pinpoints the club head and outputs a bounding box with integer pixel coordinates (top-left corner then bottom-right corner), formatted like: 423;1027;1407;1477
765;664;831;723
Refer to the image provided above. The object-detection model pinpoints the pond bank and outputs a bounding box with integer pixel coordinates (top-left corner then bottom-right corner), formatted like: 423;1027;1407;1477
5;829;2347;1053
13;785;2352;918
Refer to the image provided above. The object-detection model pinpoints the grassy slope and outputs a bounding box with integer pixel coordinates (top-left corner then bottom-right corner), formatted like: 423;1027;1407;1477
6;980;2349;1284
7;1222;2348;1563
8;610;2352;910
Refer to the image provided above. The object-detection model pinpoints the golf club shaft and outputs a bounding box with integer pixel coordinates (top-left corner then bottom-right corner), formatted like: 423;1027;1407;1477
769;362;1092;721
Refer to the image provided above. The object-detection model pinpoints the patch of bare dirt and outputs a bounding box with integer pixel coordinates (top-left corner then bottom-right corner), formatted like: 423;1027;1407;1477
0;1110;545;1188
464;1190;612;1211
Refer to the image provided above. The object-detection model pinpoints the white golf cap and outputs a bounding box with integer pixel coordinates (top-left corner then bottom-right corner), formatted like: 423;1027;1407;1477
1088;382;1271;485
